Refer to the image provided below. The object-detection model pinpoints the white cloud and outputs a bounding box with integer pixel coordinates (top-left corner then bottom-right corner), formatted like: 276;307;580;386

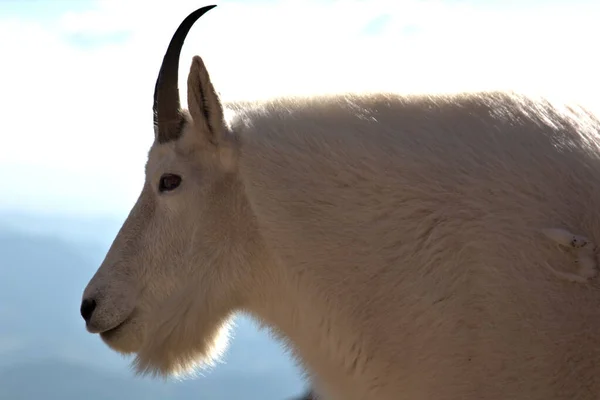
0;0;599;216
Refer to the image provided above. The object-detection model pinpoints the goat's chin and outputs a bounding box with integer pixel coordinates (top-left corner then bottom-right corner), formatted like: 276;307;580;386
132;316;234;379
99;315;145;355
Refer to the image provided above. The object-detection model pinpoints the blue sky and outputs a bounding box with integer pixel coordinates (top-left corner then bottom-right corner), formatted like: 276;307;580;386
0;0;599;218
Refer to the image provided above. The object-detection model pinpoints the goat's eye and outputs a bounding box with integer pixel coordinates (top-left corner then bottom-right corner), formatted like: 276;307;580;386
158;174;182;193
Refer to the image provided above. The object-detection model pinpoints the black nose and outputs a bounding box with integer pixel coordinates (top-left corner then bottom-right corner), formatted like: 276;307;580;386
80;298;97;323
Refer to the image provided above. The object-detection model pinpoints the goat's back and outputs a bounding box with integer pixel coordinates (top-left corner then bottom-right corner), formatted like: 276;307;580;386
234;91;600;399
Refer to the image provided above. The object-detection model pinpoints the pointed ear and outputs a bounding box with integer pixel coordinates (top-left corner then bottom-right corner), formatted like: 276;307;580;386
187;55;226;145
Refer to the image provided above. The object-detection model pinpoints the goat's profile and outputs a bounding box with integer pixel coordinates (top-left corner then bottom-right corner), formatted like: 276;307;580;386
81;5;600;399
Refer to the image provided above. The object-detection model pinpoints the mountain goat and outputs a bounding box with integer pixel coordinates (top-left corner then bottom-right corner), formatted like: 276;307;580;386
80;4;600;400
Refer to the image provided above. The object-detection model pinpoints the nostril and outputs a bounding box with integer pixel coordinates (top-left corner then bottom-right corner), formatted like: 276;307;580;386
80;298;97;323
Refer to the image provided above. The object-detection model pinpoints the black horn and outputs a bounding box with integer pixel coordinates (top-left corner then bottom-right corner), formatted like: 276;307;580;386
153;5;217;143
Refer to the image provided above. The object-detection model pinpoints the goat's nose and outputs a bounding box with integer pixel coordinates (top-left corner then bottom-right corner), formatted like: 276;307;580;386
80;298;97;323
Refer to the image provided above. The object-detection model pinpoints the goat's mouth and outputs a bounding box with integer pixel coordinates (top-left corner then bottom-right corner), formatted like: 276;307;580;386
98;314;142;354
99;317;129;338
86;312;130;335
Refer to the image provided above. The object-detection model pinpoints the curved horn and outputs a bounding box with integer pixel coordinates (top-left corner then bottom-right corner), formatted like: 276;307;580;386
153;5;217;143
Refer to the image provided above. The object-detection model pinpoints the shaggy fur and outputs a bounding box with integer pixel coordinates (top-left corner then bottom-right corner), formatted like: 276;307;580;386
81;16;600;400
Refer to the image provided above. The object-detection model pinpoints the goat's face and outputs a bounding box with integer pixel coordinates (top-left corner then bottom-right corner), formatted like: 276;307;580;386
80;5;258;376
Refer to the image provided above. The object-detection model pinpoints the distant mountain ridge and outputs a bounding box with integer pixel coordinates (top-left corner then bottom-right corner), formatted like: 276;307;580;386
0;359;305;400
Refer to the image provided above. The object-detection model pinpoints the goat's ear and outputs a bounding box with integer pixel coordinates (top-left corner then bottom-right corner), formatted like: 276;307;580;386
187;55;225;145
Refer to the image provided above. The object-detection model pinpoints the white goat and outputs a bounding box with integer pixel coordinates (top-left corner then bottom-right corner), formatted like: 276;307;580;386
81;5;600;400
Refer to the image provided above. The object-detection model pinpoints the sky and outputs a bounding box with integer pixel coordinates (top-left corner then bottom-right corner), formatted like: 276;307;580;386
1;0;599;218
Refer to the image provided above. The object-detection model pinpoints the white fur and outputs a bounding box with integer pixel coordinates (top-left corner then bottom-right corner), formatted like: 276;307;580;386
81;28;600;400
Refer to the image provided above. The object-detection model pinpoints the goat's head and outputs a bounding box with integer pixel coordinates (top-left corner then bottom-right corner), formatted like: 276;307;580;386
80;5;262;377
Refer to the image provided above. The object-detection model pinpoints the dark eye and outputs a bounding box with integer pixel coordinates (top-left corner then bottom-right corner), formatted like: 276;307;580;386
158;173;182;193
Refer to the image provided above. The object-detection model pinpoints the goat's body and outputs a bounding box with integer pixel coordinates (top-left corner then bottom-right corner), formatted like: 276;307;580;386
80;8;600;397
231;92;600;399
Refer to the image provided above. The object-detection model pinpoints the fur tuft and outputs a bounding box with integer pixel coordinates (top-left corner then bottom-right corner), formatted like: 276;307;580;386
541;227;598;281
132;277;234;379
